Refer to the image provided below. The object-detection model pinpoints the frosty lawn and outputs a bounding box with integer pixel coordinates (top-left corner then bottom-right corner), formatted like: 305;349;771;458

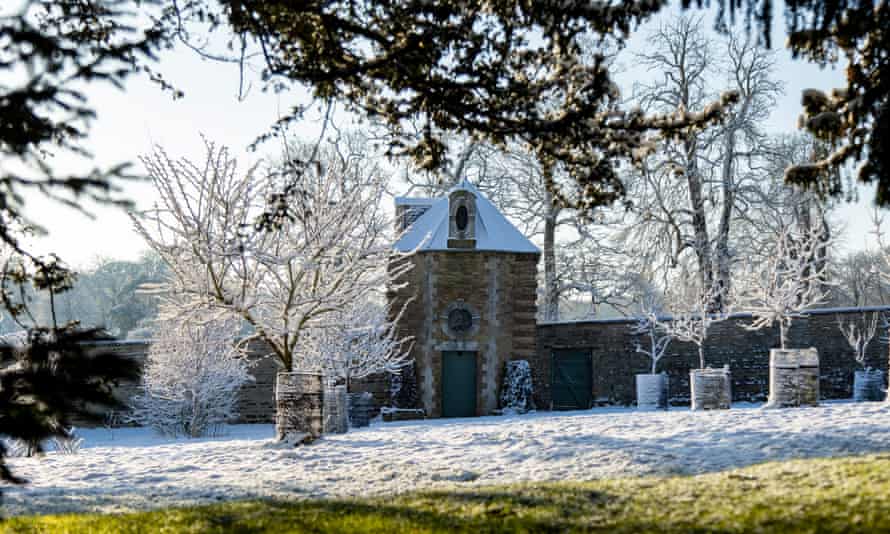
6;401;890;517
10;454;890;533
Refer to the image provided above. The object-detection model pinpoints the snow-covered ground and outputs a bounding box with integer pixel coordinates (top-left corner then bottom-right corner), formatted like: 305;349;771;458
6;401;890;516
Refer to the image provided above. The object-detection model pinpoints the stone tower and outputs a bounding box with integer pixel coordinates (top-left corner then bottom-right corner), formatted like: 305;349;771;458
391;181;539;417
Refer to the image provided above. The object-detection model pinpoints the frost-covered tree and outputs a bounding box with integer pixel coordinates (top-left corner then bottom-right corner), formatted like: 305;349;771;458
620;17;782;310
299;299;412;386
664;280;729;369
132;139;413;374
630;293;672;374
739;225;833;349
837;312;879;369
132;315;250;438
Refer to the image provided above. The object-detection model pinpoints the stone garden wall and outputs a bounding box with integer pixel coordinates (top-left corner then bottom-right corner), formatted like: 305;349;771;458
83;339;282;425
78;306;890;426
536;306;890;408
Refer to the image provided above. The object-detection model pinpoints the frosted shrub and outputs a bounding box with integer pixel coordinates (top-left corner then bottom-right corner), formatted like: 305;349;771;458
1;438;34;458
132;317;251;438
50;428;84;455
499;360;535;414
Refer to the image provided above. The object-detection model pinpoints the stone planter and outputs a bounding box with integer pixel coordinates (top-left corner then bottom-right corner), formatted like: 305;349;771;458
275;372;324;444
323;384;348;434
636;373;668;410
853;368;884;402
690;366;731;410
766;348;819;408
348;392;374;428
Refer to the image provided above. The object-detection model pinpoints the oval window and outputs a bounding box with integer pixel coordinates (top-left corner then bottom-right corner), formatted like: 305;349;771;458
455;205;469;231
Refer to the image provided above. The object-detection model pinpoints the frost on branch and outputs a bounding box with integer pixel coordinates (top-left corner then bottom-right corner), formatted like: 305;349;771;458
299;299;413;383
738;224;832;349
664;281;729;369
131;315;251;438
837;312;879;369
837;312;882;401
629;292;672;374
131;139;414;375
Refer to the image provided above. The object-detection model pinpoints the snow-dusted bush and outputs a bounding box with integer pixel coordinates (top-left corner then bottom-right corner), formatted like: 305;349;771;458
390;361;419;409
132;317;251;438
50;428;84;455
0;438;34;458
499;360;535;414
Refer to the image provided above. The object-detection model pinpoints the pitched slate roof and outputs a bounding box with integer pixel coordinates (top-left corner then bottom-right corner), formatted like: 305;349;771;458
393;181;540;254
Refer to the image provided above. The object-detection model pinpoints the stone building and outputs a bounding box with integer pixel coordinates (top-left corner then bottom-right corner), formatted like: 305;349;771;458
390;181;540;417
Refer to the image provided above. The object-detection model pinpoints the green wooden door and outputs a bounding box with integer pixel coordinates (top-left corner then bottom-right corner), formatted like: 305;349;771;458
442;351;477;417
551;349;592;410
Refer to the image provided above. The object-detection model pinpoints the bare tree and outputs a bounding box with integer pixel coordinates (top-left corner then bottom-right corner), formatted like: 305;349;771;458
630;293;672;374
620;17;782;310
837;313;879;369
132;139;413;373
739;225;833;349
664;279;729;369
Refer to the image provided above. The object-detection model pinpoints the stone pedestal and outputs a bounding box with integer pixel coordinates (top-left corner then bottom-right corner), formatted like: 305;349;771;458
690;367;731;410
275;372;324;444
636;373;668;410
766;348;819;408
853;368;884;402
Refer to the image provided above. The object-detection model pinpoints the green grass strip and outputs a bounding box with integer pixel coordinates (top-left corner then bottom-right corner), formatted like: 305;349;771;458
6;453;890;533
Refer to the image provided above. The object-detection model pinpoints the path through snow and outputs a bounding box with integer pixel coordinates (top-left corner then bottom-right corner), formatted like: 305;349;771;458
6;401;890;515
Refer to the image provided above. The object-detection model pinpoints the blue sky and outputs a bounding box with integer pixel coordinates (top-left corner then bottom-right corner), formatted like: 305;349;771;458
18;3;879;268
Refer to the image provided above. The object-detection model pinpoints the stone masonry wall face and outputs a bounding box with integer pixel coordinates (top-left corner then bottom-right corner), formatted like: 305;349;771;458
386;251;539;417
536;310;890;407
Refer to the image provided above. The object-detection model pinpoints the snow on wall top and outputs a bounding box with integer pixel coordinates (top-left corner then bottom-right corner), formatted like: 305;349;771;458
393;181;540;254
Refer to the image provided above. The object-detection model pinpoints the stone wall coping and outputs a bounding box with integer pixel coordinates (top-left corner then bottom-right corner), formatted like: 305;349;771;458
539;304;890;327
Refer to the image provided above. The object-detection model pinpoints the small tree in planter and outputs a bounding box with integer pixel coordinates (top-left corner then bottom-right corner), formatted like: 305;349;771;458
629;295;672;410
739;225;831;407
665;282;732;410
837;312;882;401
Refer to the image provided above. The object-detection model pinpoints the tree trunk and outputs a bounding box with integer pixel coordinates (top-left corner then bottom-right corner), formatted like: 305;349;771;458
780;321;789;350
543;193;559;322
684;137;714;296
714;127;737;312
698;344;705;369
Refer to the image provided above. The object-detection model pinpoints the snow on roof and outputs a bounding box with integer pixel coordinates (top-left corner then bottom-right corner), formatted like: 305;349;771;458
394;181;540;254
394;197;436;206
